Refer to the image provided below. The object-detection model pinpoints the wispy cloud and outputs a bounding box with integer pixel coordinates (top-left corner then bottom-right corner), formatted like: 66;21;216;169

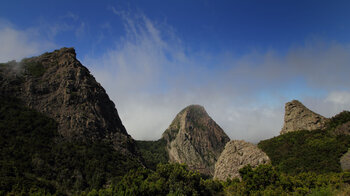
83;11;350;142
0;19;56;62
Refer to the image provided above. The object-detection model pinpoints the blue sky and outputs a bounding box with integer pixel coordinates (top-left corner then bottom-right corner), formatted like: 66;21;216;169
1;0;350;142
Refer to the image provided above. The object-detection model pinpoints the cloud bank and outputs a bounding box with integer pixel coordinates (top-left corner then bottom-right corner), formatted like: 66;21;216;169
84;11;350;143
0;19;56;62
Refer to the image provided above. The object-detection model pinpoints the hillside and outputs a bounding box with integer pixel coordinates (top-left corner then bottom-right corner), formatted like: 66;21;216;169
259;101;350;174
0;96;141;194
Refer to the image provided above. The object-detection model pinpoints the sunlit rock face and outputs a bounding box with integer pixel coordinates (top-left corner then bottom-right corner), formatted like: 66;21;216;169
280;100;328;135
162;105;230;176
214;140;270;180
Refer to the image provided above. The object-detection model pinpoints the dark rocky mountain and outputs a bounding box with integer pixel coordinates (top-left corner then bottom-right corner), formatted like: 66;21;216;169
0;48;144;193
161;105;230;176
280;100;328;134
0;47;135;154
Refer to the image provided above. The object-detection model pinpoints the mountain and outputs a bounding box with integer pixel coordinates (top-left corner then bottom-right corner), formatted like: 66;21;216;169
214;140;270;181
280;100;328;134
0;47;135;154
0;48;142;193
161;105;230;176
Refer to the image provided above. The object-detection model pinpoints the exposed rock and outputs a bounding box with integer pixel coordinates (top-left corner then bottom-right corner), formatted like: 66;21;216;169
333;121;350;136
214;140;270;180
340;149;350;171
162;105;230;176
280;100;328;134
0;48;135;154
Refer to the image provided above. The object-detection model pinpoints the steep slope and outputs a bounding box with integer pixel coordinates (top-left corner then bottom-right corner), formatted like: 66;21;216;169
161;105;230;176
0;48;135;154
259;129;350;174
214;140;270;180
135;139;169;170
0;96;141;194
280;100;328;134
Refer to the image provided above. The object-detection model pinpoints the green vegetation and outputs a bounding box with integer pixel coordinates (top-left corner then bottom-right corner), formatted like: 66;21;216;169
0;96;58;193
326;110;350;132
136;139;169;170
258;129;350;174
21;59;46;77
258;110;350;175
81;164;350;196
0;96;141;195
224;164;349;196
84;163;224;196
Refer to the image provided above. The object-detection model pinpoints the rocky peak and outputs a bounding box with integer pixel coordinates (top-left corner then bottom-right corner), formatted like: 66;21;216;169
162;104;230;176
214;140;270;180
280;100;328;134
0;48;135;154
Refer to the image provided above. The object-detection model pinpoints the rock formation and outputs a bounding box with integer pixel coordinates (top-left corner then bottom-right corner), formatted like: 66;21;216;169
333;121;350;136
340;149;350;171
280;100;328;134
214;140;270;180
0;48;135;154
162;105;230;176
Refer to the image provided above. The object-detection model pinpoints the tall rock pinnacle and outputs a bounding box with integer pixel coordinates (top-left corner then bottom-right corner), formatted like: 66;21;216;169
280;100;328;134
162;105;230;176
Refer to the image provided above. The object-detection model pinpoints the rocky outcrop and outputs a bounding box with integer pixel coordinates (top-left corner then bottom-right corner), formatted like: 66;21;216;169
280;100;328;134
0;48;135;154
340;149;350;171
214;140;270;180
333;121;350;136
162;105;230;176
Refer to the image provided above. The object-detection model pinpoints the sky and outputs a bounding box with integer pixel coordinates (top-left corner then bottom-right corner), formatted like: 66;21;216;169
1;0;350;142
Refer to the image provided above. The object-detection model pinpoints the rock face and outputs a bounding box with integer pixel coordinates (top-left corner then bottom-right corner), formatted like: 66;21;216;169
0;48;135;154
214;140;270;180
162;105;230;176
333;121;350;136
280;100;328;134
340;149;350;171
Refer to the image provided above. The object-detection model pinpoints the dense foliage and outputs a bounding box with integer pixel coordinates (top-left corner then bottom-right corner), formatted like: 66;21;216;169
136;139;169;170
258;129;350;174
0;96;141;195
84;163;224;196
224;164;350;196
326;110;350;132
0;96;58;193
258;110;350;175
82;164;350;196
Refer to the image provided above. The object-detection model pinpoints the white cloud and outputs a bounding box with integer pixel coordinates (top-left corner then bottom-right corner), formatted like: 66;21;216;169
326;91;350;106
0;20;56;62
83;12;350;142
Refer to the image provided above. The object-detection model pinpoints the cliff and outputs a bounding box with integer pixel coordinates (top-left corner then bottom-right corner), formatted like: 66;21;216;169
0;47;135;154
280;100;328;134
